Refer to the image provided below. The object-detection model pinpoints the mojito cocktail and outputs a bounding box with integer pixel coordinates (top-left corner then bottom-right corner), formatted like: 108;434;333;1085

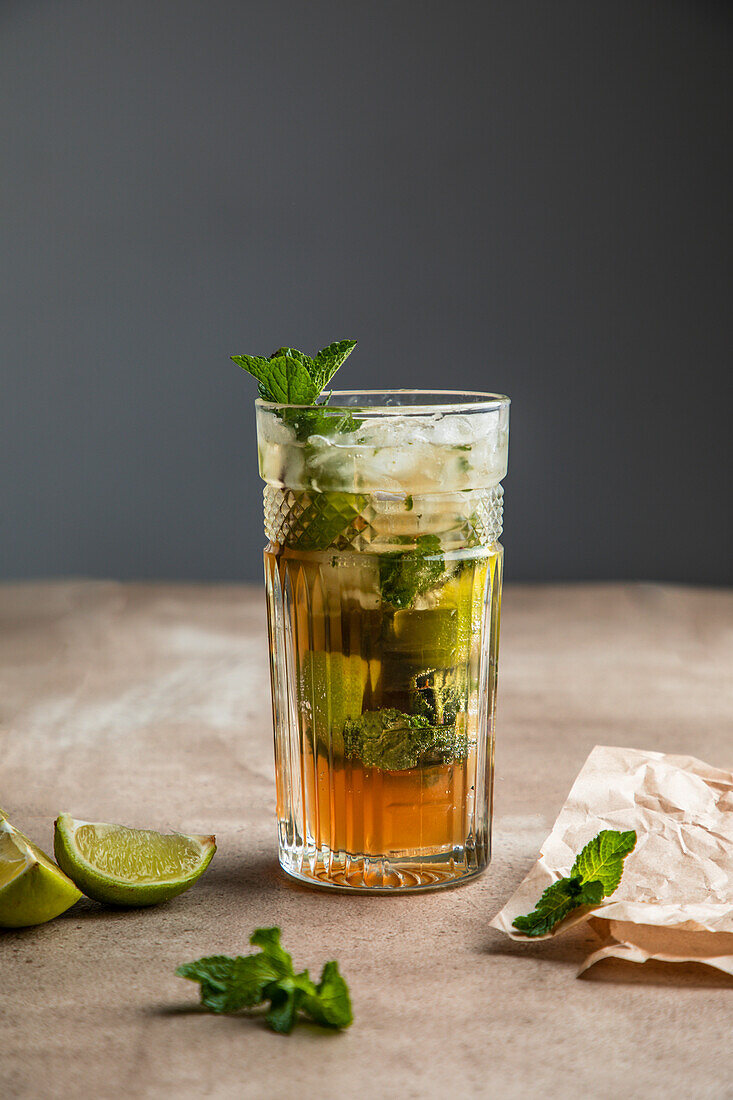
257;388;510;891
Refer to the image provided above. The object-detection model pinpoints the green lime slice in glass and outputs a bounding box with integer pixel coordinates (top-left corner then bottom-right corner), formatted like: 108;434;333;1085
299;651;380;754
391;607;462;668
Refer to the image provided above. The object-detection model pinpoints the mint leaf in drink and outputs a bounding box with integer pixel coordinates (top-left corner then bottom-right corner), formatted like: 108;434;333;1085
410;667;466;727
280;405;363;443
570;828;637;895
231;340;356;405
176;927;353;1033
511;828;637;937
512;877;604;937
378;534;445;610
343;708;467;770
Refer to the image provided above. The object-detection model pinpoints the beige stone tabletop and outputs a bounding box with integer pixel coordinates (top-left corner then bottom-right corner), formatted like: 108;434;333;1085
1;581;732;1099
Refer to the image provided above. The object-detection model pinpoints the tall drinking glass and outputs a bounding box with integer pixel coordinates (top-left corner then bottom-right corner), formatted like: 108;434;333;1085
258;390;510;891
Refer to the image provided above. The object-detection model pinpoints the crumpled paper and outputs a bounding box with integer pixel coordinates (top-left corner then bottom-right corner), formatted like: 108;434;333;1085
491;745;733;975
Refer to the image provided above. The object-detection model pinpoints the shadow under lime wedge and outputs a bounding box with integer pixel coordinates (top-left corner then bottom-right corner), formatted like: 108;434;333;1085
0;817;82;927
54;814;216;907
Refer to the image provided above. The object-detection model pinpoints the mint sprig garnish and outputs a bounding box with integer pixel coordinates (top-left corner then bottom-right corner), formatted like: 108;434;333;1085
231;340;356;405
310;340;358;391
512;829;637;937
176;927;353;1034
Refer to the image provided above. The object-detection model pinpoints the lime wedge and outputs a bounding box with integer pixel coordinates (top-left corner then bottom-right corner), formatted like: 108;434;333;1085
54;814;216;907
437;556;490;649
391;607;462;667
0;818;82;927
299;651;380;754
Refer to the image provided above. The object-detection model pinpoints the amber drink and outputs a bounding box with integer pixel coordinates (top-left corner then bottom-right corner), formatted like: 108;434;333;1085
258;390;510;890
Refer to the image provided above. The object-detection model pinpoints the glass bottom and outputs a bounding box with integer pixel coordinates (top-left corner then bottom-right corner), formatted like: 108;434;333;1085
278;842;490;893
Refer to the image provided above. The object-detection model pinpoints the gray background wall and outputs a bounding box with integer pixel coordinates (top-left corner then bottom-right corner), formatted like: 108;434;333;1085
2;1;731;584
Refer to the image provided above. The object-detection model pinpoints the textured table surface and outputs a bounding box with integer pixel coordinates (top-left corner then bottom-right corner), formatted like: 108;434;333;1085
1;581;732;1099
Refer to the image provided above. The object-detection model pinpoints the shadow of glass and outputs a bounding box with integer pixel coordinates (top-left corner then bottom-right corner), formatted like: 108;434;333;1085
199;851;283;893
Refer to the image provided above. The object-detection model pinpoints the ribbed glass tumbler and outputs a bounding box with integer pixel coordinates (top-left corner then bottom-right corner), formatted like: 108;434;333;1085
257;390;510;891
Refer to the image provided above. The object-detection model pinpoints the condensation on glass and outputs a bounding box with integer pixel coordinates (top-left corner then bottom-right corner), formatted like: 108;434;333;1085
257;390;510;891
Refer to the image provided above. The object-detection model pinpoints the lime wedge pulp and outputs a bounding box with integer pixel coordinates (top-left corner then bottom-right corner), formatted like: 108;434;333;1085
0;818;82;928
54;814;216;907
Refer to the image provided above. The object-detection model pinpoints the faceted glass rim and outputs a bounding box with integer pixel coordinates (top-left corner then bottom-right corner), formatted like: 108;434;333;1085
256;389;510;414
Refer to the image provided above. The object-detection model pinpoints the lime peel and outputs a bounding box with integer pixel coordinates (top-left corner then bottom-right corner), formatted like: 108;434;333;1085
0;818;82;928
54;814;216;907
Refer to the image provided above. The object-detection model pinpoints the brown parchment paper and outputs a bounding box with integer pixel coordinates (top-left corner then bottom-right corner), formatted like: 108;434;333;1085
491;745;733;975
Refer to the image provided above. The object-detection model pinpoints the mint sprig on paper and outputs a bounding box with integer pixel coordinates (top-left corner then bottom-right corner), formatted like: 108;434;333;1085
231;340;356;404
512;877;604;937
512;829;637;937
176;926;353;1034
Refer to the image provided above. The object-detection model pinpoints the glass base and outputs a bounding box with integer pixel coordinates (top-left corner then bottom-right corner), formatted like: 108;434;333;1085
279;846;490;893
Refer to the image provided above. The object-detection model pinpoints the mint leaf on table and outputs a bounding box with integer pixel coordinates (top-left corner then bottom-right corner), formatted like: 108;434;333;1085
265;964;353;1034
248;925;294;976
511;828;637;937
301;961;353;1029
176;927;353;1034
231;340;356;406
378;534;445;610
175;953;283;1013
264;976;303;1035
